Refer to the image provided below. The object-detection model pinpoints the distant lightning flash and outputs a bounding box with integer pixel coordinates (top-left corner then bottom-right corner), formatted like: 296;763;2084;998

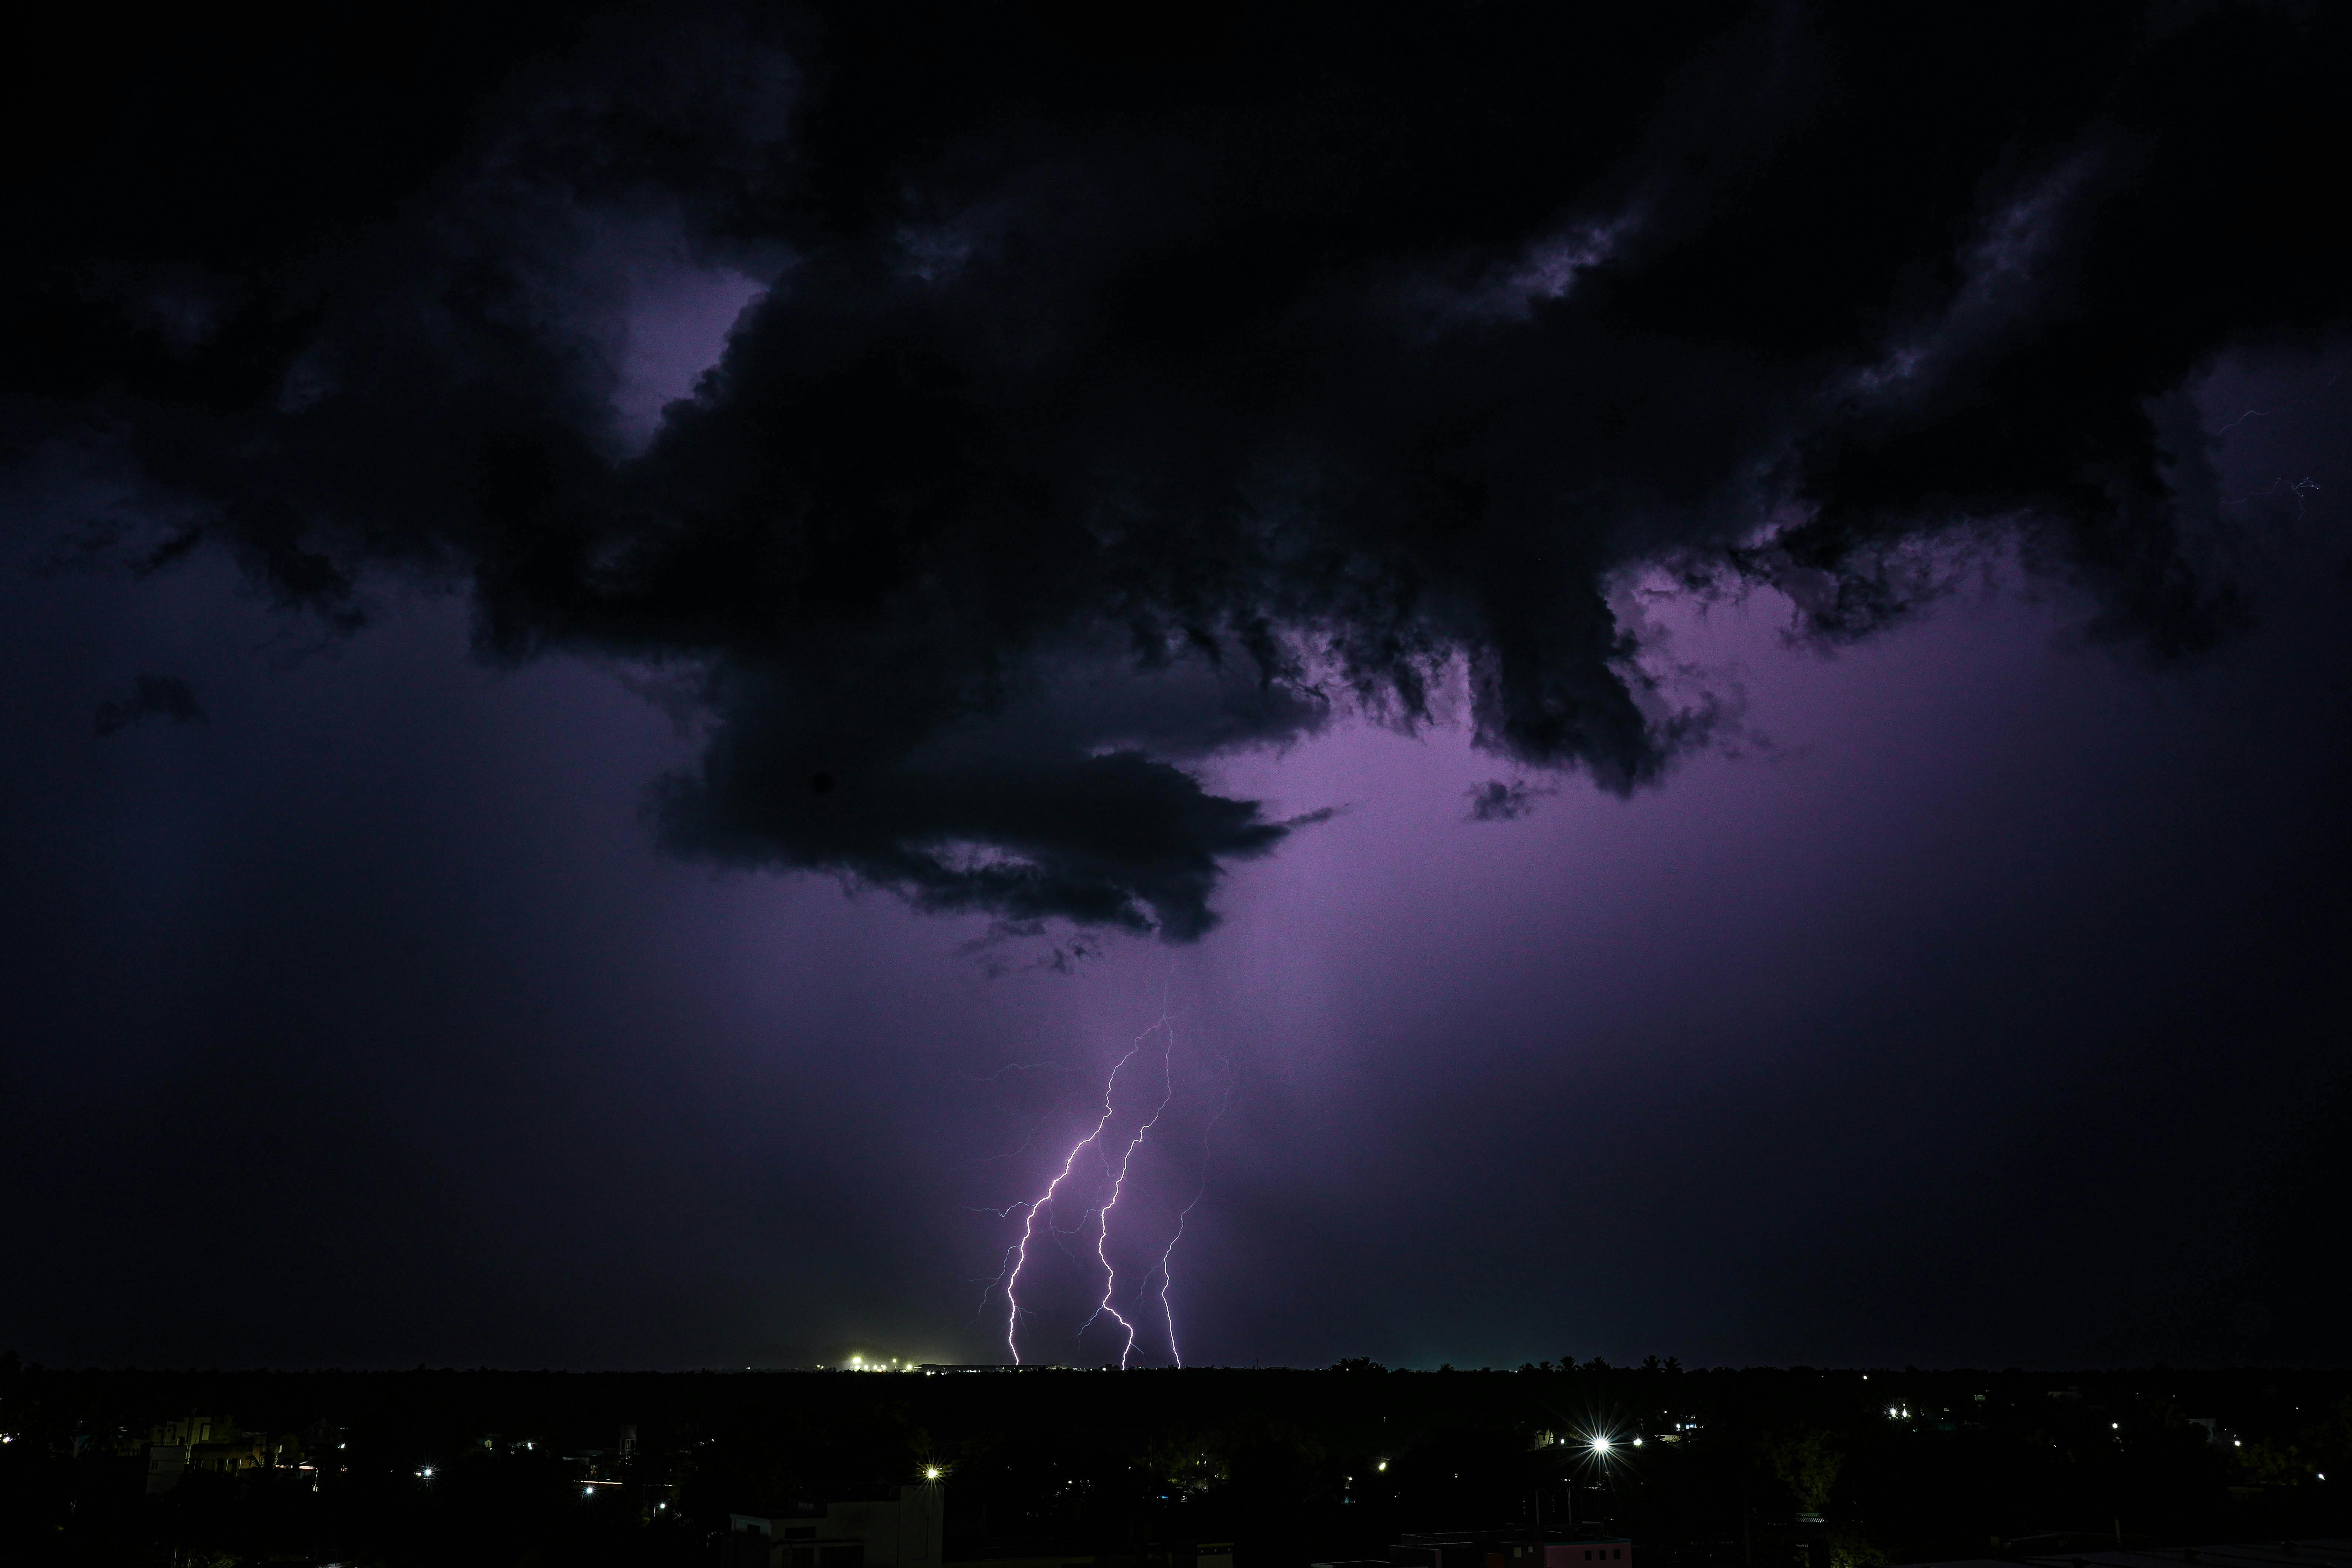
2216;366;2342;432
992;1010;1175;1365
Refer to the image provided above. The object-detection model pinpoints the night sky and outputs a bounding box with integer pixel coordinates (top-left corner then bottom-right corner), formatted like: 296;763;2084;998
4;3;2348;1373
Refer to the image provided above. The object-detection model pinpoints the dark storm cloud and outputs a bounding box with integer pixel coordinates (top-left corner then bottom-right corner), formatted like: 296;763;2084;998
1465;780;1550;824
92;674;204;737
6;1;2346;936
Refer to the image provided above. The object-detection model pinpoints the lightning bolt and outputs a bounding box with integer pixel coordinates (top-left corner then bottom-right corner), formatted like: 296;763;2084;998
1077;1014;1177;1368
1151;1047;1233;1369
992;1011;1172;1366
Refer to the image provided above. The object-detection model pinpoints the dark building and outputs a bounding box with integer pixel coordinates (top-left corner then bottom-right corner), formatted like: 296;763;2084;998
729;1485;945;1568
1389;1530;1634;1568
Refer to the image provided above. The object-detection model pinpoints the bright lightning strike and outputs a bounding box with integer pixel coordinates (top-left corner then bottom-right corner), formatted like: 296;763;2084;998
992;1010;1175;1365
1078;1016;1177;1368
994;1064;1128;1365
978;971;1232;1369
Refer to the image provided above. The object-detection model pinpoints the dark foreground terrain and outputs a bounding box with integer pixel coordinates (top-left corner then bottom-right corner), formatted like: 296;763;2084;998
0;1355;2343;1567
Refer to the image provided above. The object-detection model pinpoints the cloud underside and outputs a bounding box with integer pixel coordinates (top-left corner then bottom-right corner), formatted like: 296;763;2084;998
9;2;2346;937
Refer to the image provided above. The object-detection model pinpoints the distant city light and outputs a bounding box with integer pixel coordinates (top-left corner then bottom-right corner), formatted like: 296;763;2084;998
1632;1437;1643;1447
585;1486;596;1498
1377;1460;1388;1472
924;1466;943;1481
1591;1437;1612;1453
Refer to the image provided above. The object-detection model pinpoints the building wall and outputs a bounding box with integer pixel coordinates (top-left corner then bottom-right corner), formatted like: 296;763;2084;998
1548;1542;1631;1568
732;1488;942;1568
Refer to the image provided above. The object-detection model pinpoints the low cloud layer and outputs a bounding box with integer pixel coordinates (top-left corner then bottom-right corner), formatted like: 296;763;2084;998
7;1;2345;937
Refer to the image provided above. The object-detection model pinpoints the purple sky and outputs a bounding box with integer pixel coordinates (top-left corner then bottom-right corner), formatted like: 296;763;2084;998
4;350;2344;1369
4;3;2349;1373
